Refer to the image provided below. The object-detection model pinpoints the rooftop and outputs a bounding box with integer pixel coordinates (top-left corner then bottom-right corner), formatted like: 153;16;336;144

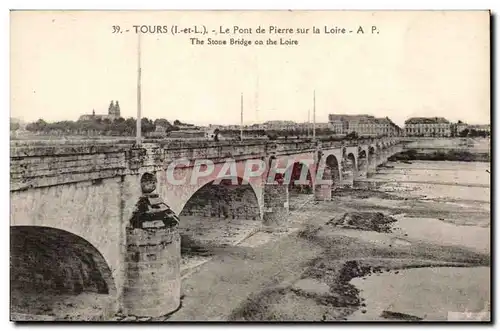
405;117;450;125
328;114;375;121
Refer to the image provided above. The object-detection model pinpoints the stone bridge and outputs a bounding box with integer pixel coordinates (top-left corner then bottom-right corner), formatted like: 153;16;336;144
10;137;402;318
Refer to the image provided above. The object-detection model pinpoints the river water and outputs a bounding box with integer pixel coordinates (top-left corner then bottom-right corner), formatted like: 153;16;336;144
349;160;491;321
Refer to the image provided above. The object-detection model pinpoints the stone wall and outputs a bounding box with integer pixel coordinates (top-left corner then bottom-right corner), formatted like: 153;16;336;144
10;145;128;191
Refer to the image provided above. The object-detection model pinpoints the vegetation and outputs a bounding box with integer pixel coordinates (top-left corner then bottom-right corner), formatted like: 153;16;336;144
10;122;20;131
458;128;490;138
20;117;192;136
16;117;391;141
345;131;359;140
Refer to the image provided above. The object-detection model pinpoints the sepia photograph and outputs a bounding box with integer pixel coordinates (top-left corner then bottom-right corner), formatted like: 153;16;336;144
9;9;491;322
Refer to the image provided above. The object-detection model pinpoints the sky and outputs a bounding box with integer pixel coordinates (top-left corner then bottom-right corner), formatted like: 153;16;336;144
10;10;490;127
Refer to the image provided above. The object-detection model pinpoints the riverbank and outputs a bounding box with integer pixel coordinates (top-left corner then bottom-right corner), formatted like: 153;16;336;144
389;149;490;162
391;137;490;162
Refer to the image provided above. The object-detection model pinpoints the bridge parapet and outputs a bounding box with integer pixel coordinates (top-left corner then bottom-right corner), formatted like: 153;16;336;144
10;137;399;192
10;144;130;191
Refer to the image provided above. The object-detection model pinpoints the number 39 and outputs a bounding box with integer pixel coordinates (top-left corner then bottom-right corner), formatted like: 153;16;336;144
112;26;121;33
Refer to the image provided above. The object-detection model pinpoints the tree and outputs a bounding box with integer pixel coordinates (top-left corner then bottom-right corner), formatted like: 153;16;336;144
458;128;469;137
346;131;359;140
124;118;136;134
141;117;155;134
10;122;20;131
26;119;47;132
213;128;220;142
154;118;172;129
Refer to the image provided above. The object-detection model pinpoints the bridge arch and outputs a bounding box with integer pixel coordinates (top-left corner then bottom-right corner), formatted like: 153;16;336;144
10;226;116;316
179;176;261;220
323;154;341;186
368;146;376;167
346;152;357;177
284;161;314;195
357;147;368;176
159;159;265;217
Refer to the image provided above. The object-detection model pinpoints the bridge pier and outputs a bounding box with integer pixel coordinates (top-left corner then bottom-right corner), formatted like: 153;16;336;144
123;226;180;317
122;173;181;317
314;181;333;201
369;159;377;176
262;183;289;227
356;158;368;180
376;151;385;167
340;159;354;188
314;163;333;201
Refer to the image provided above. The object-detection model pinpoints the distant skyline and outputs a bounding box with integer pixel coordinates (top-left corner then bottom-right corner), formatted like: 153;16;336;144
11;11;490;127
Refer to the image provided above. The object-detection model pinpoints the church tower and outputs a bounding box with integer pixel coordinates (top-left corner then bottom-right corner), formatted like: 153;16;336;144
108;100;115;116
114;101;121;118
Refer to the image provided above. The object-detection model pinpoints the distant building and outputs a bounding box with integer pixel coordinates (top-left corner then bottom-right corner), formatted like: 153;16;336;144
155;125;167;133
328;114;401;136
176;124;197;130
451;121;490;137
328;114;372;134
169;130;205;139
263;120;297;131
247;123;267;130
456;121;469;135
312;123;331;130
78;100;121;122
469;124;490;133
404;117;451;137
207;121;330;133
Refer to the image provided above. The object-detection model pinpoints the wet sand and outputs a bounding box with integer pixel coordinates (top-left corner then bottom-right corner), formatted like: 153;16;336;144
395;216;490;254
345;160;490;321
349;267;490;321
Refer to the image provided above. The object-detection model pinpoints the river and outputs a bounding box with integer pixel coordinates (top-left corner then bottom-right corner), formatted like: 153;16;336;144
349;160;491;321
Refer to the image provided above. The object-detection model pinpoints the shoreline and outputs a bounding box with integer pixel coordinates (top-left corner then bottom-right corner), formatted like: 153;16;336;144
390;148;490;163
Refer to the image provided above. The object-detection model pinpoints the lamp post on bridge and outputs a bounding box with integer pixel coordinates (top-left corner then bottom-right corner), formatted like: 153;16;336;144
240;93;244;141
313;90;316;141
136;32;142;146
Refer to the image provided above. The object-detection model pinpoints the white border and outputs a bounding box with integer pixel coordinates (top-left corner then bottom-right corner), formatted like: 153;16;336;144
2;1;498;331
